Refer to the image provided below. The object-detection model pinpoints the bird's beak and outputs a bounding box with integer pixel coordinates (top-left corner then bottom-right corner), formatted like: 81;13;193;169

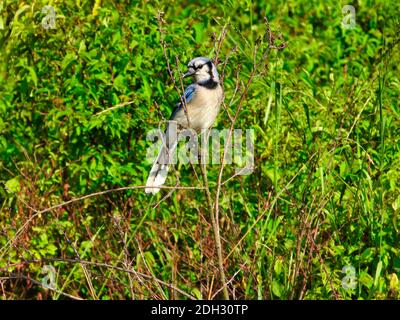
183;69;195;78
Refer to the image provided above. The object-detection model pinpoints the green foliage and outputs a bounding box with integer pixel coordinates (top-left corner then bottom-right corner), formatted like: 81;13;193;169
1;0;400;300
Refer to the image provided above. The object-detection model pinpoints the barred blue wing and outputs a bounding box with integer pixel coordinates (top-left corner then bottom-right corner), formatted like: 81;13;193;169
170;84;196;121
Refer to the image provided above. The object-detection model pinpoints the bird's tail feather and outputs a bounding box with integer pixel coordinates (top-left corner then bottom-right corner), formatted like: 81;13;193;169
145;144;175;194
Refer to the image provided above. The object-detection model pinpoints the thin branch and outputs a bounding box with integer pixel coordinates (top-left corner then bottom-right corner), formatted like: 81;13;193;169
156;11;191;127
213;25;227;66
224;151;318;263
211;267;242;300
214;17;286;270
6;273;83;300
1;258;196;300
63;232;98;299
94;101;136;116
199;151;229;300
0;185;204;260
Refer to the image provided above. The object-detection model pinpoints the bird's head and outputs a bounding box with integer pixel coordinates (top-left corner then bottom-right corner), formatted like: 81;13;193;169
183;57;219;83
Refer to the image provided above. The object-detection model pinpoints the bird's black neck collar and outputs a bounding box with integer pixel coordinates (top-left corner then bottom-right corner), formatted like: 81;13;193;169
198;78;219;89
196;61;219;89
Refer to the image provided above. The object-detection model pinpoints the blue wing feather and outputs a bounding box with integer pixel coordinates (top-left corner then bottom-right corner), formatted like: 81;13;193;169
182;84;196;104
170;84;196;121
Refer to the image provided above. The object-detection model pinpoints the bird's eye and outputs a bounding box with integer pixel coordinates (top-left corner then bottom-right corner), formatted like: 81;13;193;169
192;64;204;70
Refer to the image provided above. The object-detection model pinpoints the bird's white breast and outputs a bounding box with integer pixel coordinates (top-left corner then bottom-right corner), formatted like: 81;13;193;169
185;84;223;131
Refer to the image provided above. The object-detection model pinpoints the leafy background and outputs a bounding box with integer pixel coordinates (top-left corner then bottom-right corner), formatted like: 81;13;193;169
0;0;400;299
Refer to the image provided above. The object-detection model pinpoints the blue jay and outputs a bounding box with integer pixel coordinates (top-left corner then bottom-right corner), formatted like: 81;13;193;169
145;57;224;194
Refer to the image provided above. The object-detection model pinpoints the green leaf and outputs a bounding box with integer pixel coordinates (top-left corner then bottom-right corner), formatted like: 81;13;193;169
62;53;77;71
274;259;283;275
359;271;373;289
271;280;283;298
191;288;202;299
389;273;398;291
361;247;375;262
5;177;20;193
113;74;126;92
193;23;205;43
47;244;58;255
26;66;37;87
392;196;400;211
374;261;383;288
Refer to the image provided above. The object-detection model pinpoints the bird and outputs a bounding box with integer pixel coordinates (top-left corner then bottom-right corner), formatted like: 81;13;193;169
145;57;224;194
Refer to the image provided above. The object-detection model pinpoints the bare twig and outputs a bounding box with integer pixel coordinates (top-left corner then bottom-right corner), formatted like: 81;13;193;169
224;152;318;263
0;185;204;260
6;273;83;300
213;17;286;280
199;143;229;300
1;258;196;300
94;101;136;116
156;12;191;127
63;232;98;299
211;267;242;300
213;25;227;66
136;239;168;299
